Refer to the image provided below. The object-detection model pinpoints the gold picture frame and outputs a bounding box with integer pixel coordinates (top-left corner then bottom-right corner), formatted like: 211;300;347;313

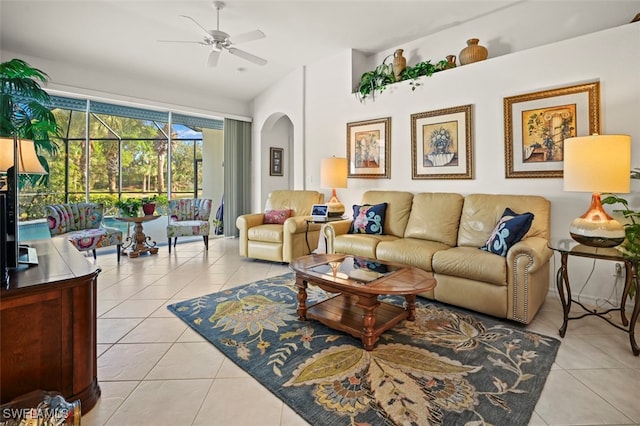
504;81;600;178
269;147;283;176
411;104;474;180
346;117;391;179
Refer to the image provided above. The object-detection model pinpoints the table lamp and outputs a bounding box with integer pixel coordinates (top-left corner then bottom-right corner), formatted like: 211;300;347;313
564;134;631;247
320;156;348;217
0;137;48;175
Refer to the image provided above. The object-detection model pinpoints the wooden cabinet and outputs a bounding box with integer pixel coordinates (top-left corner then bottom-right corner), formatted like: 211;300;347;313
1;238;101;412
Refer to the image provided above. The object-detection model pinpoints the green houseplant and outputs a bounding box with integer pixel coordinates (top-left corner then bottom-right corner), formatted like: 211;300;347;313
602;193;640;298
356;54;449;102
115;197;142;217
0;58;59;178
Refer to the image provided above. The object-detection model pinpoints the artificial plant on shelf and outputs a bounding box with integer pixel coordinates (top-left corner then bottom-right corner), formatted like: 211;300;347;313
356;54;449;102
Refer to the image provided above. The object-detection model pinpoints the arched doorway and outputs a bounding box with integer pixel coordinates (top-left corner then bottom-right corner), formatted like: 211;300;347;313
260;113;294;207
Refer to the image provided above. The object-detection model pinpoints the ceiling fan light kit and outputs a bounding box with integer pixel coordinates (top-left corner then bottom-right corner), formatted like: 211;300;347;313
158;1;267;67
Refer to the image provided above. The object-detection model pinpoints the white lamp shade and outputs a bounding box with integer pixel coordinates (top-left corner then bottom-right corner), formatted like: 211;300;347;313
320;157;348;189
0;137;47;175
563;134;630;193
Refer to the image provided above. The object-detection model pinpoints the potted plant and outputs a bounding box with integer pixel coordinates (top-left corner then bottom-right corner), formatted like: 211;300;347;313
141;195;157;215
602;192;639;298
115;197;142;217
355;54;449;102
0;58;59;178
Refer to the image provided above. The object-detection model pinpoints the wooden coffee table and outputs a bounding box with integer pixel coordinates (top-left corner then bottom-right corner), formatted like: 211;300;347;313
290;253;437;350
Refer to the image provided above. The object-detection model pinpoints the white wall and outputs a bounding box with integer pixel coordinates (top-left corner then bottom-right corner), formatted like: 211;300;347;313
252;22;640;306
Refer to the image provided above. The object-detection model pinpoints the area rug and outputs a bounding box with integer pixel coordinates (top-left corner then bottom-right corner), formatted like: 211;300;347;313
167;273;560;426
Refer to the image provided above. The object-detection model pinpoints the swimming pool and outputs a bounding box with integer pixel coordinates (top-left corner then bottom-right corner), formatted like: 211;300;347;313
18;218;129;241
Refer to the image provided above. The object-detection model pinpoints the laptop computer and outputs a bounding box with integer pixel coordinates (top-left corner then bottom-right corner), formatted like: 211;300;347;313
311;204;329;221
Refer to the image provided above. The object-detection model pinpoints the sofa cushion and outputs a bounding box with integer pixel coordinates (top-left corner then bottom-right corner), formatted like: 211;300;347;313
265;190;324;216
404;192;464;246
360;191;414;238
349;203;387;235
481;208;534;256
432;246;507;286
334;234;398;259
376;237;450;272
248;224;284;243
264;209;293;224
457;194;550;247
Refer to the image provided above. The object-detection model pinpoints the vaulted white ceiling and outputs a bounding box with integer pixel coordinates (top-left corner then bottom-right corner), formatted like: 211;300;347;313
1;1;638;105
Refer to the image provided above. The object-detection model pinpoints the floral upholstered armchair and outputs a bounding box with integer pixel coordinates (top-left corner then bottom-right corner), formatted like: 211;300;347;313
166;198;213;253
46;203;123;262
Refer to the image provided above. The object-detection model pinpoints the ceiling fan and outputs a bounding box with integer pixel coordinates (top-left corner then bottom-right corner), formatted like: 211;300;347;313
159;1;266;67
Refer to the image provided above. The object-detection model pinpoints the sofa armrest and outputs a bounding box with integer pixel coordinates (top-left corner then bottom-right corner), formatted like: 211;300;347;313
506;236;553;323
283;216;319;234
326;219;353;236
236;213;265;256
506;236;552;273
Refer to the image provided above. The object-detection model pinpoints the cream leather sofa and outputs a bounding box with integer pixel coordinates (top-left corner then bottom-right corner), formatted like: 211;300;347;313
236;190;324;263
327;190;552;324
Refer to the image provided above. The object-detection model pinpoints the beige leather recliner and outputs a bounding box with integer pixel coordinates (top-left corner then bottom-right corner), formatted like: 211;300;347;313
236;190;324;263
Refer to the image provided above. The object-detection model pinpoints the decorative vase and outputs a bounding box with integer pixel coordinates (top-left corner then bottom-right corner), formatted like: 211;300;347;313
142;203;156;216
445;55;457;69
392;48;406;81
459;38;488;65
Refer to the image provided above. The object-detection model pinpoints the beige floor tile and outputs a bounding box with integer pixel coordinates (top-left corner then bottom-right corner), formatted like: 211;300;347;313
97;318;143;343
554;334;628;369
177;326;208;343
98;284;147;301
98;343;171;381
146;342;226;380
193;378;283;426
128;285;181;299
535;370;633;425
97;299;122;317
119;317;187;343
100;299;167;318
104;379;212;426
570;368;640;423
280;404;311;426
215;358;251;378
81;381;139;426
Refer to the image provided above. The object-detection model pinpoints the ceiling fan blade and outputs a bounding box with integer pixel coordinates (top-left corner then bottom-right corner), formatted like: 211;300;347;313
227;47;267;66
208;50;221;67
157;40;207;45
179;15;213;37
228;30;265;45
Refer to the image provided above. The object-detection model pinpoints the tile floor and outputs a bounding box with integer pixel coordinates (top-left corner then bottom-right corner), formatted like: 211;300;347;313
80;237;640;426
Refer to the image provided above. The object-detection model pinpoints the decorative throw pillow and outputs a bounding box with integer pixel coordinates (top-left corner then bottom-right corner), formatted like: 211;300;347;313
264;209;293;224
481;208;534;256
348;203;387;235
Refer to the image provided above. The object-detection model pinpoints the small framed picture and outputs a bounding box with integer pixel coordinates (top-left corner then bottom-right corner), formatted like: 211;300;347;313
504;81;600;178
411;104;474;179
270;147;283;176
347;117;391;179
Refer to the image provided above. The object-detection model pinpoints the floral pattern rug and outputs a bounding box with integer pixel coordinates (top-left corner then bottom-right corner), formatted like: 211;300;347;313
167;273;560;426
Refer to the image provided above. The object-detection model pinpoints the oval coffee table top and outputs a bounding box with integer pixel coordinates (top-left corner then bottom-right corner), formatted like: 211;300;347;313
290;253;436;295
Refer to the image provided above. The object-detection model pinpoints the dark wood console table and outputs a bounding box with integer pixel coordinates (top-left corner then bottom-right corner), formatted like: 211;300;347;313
1;238;102;412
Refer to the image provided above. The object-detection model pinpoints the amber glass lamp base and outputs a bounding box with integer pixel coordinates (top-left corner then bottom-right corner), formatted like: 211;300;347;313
569;193;625;247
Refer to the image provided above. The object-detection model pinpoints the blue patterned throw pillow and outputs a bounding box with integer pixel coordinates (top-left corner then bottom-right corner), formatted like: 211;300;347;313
480;208;534;256
348;203;387;235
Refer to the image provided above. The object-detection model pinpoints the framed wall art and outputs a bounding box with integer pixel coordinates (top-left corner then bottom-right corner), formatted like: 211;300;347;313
504;81;600;178
346;117;391;179
410;104;474;179
269;147;284;176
